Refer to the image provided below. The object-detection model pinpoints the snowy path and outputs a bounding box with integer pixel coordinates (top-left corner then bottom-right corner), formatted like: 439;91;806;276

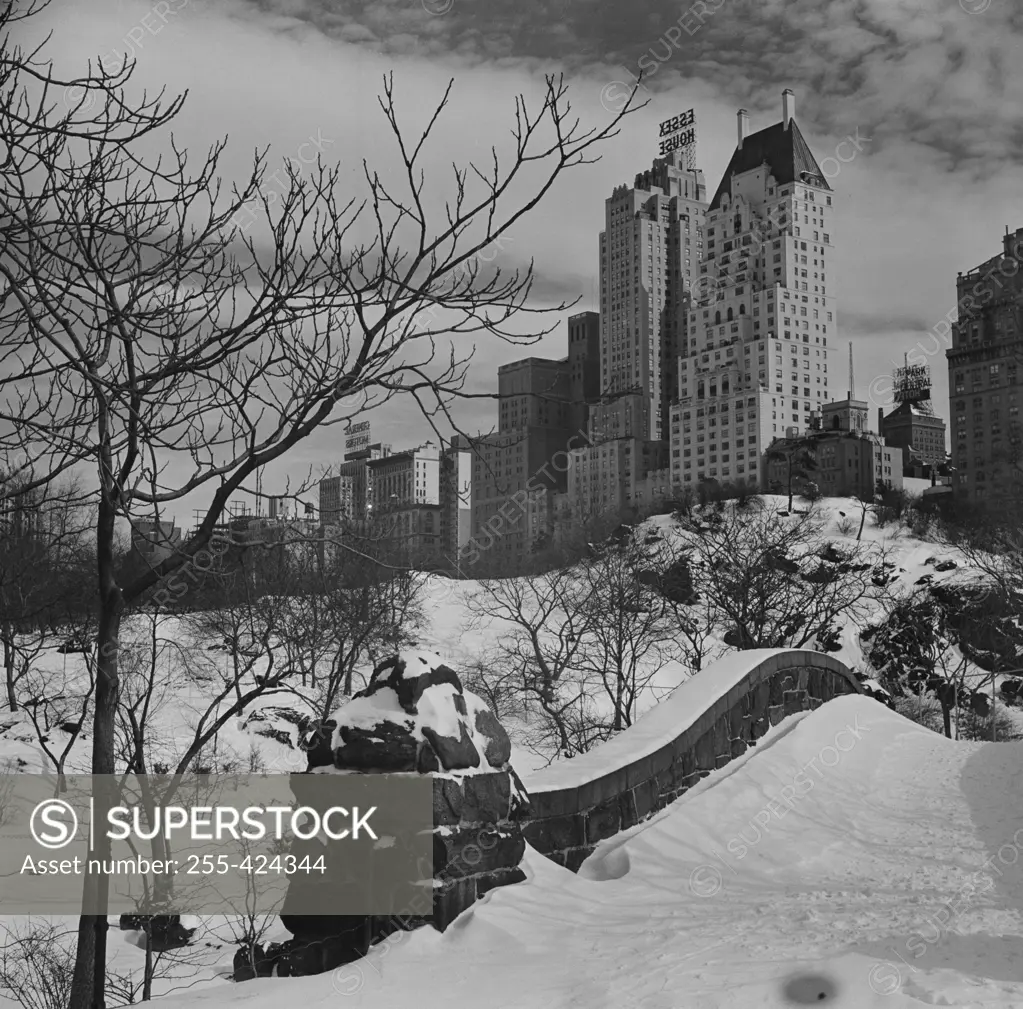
160;696;1023;1007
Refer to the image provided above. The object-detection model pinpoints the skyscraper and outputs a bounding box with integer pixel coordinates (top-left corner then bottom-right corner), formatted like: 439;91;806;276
598;150;708;442
468;355;577;570
947;226;1023;505
670;91;836;491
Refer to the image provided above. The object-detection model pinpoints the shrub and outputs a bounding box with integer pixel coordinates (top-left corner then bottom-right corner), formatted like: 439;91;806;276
836;516;855;536
895;695;1023;741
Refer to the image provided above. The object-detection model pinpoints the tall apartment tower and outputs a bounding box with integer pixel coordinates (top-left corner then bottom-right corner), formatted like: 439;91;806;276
568;311;601;433
598;150;708;442
468;356;576;569
947;226;1023;505
670;91;836;491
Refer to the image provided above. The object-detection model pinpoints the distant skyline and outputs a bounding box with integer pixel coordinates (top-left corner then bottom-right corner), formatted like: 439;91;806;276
29;0;1023;523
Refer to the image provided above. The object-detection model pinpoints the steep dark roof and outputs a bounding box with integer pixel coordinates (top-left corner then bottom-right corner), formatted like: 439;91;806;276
709;119;831;211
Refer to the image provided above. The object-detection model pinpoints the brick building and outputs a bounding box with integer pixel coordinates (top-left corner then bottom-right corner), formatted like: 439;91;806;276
765;397;901;500
947;226;1023;504
879;401;947;475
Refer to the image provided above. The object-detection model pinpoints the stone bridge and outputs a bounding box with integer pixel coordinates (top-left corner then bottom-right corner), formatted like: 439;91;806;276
519;648;863;872
233;648;863;979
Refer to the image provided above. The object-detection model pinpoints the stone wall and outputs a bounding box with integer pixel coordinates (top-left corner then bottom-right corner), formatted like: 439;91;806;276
521;650;862;872
431;772;529;929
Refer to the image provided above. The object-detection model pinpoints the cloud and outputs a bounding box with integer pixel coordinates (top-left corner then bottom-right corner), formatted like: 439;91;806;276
20;0;1023;523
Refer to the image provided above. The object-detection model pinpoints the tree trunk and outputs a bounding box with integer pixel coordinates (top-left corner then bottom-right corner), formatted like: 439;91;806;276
69;489;124;1009
3;632;16;712
143;929;154;1001
941;702;952;739
857;502;868;541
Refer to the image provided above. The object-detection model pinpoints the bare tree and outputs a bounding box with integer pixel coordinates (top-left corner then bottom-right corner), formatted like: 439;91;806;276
465;567;595;757
573;537;683;733
20;654;95;788
0;0;637;995
278;530;426;718
682;501;887;650
173;567;298;777
867;591;994;740
855;480;883;542
941;512;1023;602
653;541;721;674
465;528;686;754
0;919;169;1009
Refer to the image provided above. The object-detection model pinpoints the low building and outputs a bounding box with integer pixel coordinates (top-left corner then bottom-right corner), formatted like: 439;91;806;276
669;388;772;493
318;442;392;526
633;466;673;513
765;428;901;501
364;442;449;567
563;437;668;522
879;401;947;475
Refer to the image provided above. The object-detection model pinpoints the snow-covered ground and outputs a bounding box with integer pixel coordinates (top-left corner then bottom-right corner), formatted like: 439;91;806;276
5;494;1014;782
142;693;1023;1007
4;495;1022;1005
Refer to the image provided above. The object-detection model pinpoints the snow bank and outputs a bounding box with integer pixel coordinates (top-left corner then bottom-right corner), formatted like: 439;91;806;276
148;694;1023;1007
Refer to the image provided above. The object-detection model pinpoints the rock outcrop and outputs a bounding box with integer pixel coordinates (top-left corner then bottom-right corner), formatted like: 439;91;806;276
246;651;529;982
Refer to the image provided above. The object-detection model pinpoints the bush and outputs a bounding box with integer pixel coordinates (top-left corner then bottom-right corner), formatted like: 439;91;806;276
894;695;1023;741
873;505;898;528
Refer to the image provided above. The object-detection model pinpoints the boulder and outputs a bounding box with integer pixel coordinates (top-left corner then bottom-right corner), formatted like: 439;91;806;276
335;719;419;772
421;723;481;772
365;653;464;714
474;708;511;768
273;649;528;981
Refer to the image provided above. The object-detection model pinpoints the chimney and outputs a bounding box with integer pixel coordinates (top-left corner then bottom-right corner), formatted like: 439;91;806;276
877;408;884;436
782;89;795;128
737;109;749;148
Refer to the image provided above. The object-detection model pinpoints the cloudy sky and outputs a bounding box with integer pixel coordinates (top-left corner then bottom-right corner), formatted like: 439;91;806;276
27;0;1023;526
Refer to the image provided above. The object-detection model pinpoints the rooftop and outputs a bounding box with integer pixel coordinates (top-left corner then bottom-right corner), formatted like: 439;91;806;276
710;118;831;212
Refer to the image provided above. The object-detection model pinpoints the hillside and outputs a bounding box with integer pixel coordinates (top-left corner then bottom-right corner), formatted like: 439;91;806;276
3;494;1015;782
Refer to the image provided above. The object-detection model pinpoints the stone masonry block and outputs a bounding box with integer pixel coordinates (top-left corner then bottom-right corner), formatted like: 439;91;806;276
584;799;621;844
783;690;805;716
521;814;583;854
